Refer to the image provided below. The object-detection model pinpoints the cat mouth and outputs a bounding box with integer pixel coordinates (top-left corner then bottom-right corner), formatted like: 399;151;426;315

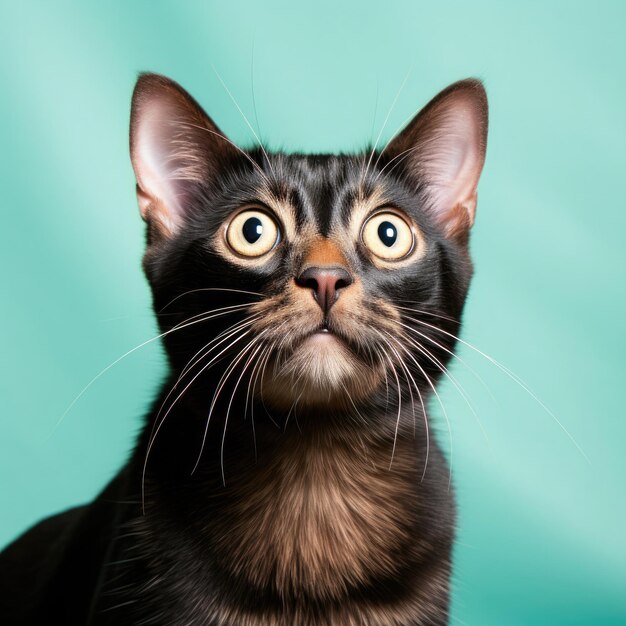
307;328;336;343
260;318;383;410
313;322;331;335
302;323;365;357
309;321;337;339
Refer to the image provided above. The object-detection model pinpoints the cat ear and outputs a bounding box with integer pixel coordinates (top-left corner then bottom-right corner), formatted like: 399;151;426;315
384;79;488;242
130;73;238;237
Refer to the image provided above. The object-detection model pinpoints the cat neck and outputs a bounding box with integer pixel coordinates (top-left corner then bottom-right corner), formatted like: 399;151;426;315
139;391;436;583
119;388;453;624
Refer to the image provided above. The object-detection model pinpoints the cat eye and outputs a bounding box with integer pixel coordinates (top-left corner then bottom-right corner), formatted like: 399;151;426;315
361;211;415;260
226;209;280;257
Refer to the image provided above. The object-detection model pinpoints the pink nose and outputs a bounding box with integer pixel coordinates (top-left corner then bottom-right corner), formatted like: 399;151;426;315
296;266;353;314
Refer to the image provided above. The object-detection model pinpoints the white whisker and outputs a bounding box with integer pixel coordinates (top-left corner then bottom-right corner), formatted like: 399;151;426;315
394;327;490;446
360;67;412;186
180;120;272;188
220;341;266;485
397;306;590;463
52;304;252;435
191;330;269;475
141;326;257;512
376;330;430;481
384;331;453;489
211;64;276;181
159;287;262;312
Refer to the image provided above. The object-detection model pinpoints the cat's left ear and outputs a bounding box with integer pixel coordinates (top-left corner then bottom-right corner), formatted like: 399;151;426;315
384;79;488;242
129;73;238;238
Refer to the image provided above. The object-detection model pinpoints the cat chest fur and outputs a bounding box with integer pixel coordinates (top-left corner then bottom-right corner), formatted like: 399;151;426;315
131;427;452;626
210;430;419;598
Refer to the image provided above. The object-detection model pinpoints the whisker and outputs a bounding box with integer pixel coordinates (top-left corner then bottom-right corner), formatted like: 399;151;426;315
371;98;429;182
257;340;279;428
210;64;277;181
372;141;420;186
151;321;257;446
192;330;269;475
398;308;590;463
384;332;453;489
343;388;370;428
245;343;274;462
377;334;421;472
395;303;459;324
394;328;490;446
250;34;263;148
376;331;430;481
373;344;391;412
375;339;403;469
179;121;272;188
360;67;412;186
282;389;304;433
143;315;260;469
159;288;262;312
374;146;422;182
178;314;262;381
397;307;498;404
369;80;379;147
220;341;266;486
398;318;498;406
53;304;252;434
141;326;256;512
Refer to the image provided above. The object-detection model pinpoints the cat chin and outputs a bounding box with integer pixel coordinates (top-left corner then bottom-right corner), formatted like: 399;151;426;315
259;333;382;410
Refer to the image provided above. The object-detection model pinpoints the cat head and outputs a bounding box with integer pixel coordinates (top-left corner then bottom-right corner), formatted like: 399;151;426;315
129;74;487;415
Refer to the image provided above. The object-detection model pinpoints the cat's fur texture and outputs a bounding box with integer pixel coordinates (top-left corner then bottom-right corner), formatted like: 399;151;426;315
0;74;488;625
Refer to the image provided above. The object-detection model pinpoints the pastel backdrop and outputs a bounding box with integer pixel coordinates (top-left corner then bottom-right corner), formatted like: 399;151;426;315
1;2;624;624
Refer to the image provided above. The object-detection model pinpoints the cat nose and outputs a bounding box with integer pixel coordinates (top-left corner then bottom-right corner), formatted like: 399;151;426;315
296;266;353;314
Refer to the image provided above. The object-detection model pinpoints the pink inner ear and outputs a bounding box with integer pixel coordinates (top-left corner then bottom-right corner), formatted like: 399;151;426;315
132;101;188;234
422;101;485;226
129;74;237;238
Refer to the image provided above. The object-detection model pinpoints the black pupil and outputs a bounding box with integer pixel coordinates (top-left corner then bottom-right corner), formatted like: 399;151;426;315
378;221;397;247
242;216;263;244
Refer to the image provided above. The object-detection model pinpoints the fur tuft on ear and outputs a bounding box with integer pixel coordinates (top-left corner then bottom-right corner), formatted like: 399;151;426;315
129;73;237;238
384;79;488;242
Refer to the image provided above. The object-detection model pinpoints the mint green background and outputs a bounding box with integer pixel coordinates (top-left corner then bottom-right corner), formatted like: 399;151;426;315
1;1;624;623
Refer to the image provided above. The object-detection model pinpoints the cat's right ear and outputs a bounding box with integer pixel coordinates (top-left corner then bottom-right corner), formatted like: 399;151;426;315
129;73;237;238
384;79;488;243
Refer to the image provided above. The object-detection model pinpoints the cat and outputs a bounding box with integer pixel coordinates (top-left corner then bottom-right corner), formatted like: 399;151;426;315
0;73;488;625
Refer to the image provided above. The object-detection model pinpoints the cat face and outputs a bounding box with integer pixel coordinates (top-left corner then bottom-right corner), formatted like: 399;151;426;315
130;75;487;414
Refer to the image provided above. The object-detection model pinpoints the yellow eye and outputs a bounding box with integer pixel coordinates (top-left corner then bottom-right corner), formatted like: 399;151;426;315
362;212;414;260
226;209;279;257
